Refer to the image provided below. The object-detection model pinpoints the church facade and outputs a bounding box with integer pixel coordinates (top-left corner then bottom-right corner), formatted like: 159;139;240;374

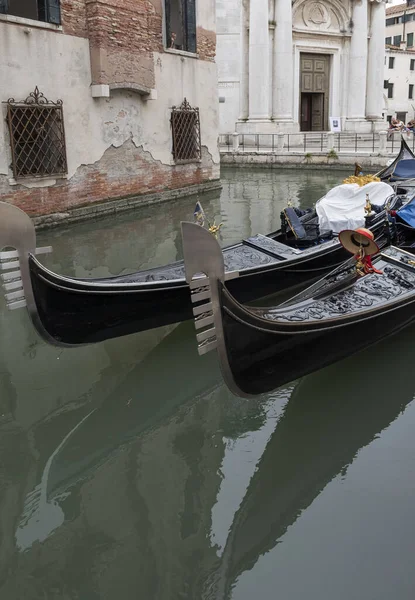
217;0;386;134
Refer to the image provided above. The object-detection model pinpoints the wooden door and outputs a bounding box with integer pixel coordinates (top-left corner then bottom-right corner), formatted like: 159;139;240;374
311;94;324;131
300;53;330;131
300;94;312;131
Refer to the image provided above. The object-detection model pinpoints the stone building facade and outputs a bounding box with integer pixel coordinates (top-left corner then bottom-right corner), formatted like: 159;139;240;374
0;0;219;220
384;1;415;124
217;0;386;135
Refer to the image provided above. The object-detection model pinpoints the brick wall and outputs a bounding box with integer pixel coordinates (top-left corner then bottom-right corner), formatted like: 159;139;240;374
61;0;88;38
61;0;216;72
85;0;163;87
197;27;216;61
0;142;219;218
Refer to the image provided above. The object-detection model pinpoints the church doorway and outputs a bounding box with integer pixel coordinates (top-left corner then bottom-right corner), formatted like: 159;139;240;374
299;53;330;131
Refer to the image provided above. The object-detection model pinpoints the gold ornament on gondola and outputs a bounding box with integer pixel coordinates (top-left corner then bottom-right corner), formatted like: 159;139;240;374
364;193;372;216
193;201;223;239
342;174;381;186
208;221;223;238
355;247;366;277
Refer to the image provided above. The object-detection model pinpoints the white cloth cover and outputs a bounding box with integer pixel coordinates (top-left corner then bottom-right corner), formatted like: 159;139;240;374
316;182;395;234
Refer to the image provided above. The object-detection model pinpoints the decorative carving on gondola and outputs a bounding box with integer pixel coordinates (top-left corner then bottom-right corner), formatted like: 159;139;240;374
223;246;278;270
259;267;415;323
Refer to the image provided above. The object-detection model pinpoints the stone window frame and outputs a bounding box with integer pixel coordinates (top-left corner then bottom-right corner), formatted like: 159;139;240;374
5;87;68;181
409;84;414;100
163;0;197;56
0;0;61;25
410;58;415;71
389;56;395;69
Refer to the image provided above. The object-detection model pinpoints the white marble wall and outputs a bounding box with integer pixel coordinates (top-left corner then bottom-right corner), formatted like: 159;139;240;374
216;0;386;134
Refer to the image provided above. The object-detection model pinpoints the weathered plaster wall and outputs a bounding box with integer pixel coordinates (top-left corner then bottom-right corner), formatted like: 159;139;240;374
0;3;219;218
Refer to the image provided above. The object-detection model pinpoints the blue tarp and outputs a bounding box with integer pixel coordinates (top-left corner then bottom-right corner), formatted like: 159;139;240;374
391;159;415;181
397;198;415;227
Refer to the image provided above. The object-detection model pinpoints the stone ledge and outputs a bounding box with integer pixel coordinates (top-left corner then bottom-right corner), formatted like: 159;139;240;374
32;179;222;230
220;152;390;171
91;83;157;99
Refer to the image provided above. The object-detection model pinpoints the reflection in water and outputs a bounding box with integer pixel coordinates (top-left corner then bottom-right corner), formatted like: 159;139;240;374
0;168;414;599
211;326;415;600
16;409;96;551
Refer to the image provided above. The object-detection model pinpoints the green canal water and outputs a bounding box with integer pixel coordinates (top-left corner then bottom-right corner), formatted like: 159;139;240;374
1;167;415;599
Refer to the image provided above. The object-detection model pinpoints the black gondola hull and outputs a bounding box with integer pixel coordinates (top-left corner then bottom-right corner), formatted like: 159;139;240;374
28;241;358;345
222;290;415;395
181;221;415;397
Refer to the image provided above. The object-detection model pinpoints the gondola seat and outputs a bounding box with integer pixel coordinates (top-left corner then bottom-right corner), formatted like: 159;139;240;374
390;159;415;182
283;207;332;247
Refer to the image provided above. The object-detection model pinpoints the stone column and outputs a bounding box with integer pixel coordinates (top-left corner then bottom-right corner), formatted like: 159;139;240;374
239;0;249;120
248;0;270;119
272;0;294;125
345;0;370;131
366;0;386;129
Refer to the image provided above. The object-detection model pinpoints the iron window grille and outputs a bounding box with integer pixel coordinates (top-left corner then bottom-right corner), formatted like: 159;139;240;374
6;87;67;180
170;98;201;163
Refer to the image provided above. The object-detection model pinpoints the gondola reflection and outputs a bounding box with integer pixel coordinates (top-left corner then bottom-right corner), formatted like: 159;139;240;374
2;308;415;599
205;324;415;599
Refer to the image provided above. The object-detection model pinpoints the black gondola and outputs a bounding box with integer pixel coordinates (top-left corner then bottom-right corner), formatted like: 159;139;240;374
182;221;415;398
377;136;415;183
0;182;412;345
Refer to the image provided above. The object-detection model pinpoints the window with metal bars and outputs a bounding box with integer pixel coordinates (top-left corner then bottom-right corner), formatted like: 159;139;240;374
6;87;67;179
0;0;61;24
164;0;196;53
170;98;201;163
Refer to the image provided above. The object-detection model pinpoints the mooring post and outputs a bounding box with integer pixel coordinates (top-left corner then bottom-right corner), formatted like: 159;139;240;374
379;130;387;155
326;132;334;152
232;132;239;152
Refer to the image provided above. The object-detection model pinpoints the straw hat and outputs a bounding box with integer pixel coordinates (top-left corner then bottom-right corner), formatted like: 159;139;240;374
338;227;379;256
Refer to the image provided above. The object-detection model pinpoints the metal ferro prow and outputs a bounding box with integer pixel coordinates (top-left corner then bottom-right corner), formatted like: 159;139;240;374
181;221;244;398
0;201;52;321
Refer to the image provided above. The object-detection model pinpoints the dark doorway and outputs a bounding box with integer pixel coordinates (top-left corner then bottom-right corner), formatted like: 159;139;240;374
299;53;330;131
300;93;324;131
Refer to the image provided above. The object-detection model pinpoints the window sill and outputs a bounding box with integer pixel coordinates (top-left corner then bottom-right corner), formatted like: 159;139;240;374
0;14;62;32
9;174;67;188
173;159;202;165
164;48;199;59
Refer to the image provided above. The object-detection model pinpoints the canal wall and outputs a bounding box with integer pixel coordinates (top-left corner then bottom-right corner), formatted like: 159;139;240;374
220;152;389;171
32;178;222;230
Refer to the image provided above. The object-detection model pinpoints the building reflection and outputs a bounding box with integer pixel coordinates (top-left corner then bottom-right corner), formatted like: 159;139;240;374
207;324;415;599
1;319;414;599
0;321;262;599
